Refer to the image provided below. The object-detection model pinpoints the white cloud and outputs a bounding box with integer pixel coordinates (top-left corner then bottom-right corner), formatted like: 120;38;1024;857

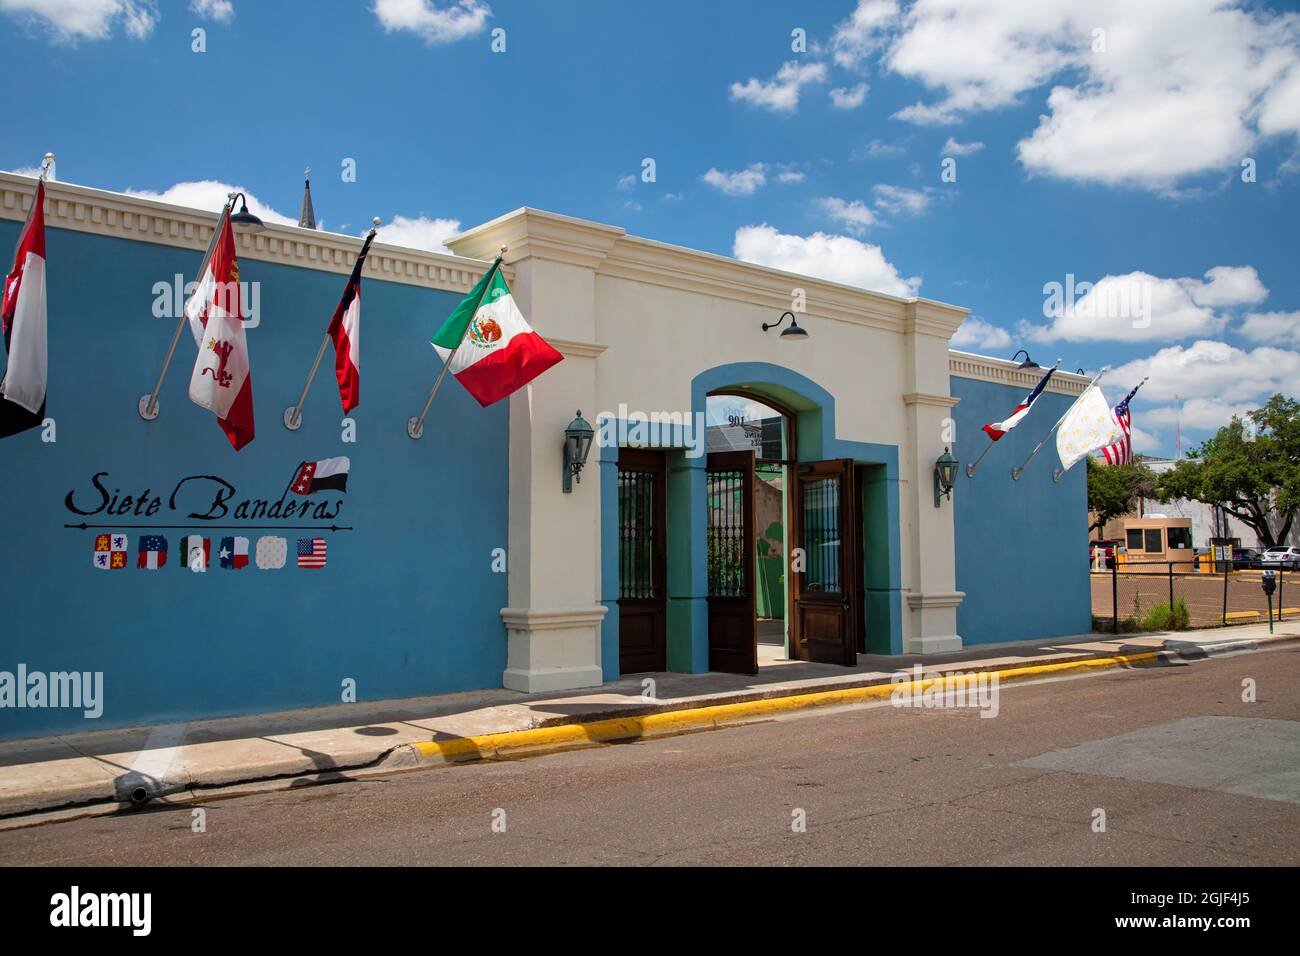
775;168;805;184
371;0;490;45
701;164;768;197
1023;266;1270;343
1144;398;1256;432
615;174;636;190
829;83;869;109
0;0;158;41
859;139;905;159
871;183;934;216
816;197;878;235
1239;310;1300;345
123;180;296;226
866;0;1300;191
733;224;920;298
1186;265;1267;308
1128;424;1160;453
950;316;1013;351
941;136;984;156
831;0;900;69
190;0;232;23
730;60;827;112
5;165;44;177
1109;340;1300;404
374;214;461;254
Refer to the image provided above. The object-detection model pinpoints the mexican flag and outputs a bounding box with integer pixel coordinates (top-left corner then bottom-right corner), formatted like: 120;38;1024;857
431;262;562;407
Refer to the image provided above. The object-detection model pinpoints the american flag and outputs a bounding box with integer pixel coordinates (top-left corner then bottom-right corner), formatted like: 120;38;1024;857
1099;381;1145;465
297;536;327;569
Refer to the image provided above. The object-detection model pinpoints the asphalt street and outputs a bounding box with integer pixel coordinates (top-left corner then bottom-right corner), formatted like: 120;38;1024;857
1;644;1297;866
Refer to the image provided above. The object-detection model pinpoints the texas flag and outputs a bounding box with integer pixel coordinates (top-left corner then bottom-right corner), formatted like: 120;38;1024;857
326;232;374;413
982;365;1057;441
187;209;255;450
218;536;249;570
0;178;47;440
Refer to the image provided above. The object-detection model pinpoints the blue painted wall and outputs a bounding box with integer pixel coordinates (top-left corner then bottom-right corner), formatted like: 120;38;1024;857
950;375;1091;645
0;224;507;739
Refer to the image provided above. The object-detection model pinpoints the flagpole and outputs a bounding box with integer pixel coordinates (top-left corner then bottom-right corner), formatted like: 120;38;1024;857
284;219;380;431
1012;366;1109;481
406;246;507;440
965;360;1061;479
138;197;232;421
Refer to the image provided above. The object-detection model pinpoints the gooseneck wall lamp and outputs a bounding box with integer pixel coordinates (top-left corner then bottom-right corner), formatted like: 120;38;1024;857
1011;349;1039;370
761;311;809;341
563;411;595;493
227;192;267;233
934;446;958;507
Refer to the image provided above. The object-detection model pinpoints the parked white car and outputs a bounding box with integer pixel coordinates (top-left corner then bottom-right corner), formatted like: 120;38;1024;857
1260;546;1300;569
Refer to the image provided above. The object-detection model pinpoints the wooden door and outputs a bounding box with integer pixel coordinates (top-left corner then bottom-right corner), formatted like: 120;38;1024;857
791;459;860;666
617;448;666;674
707;450;758;674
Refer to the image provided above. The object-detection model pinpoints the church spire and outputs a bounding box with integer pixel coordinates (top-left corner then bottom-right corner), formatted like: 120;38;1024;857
298;166;316;230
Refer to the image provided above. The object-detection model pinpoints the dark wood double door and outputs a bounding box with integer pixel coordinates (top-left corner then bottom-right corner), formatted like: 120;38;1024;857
619;449;861;676
705;453;861;672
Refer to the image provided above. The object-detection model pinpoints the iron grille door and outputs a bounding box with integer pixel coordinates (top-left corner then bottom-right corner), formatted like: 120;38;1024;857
617;449;666;673
707;450;757;674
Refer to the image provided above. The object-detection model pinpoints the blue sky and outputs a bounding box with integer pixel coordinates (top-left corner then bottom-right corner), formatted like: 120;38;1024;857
2;0;1299;455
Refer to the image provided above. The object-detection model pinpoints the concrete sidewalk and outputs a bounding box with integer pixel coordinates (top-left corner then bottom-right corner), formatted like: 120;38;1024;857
2;622;1296;821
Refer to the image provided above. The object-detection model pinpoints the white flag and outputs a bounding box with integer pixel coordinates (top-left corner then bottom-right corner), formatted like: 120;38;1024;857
1056;384;1124;473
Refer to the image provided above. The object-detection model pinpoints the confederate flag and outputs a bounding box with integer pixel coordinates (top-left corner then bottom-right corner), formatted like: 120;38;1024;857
187;209;255;450
0;179;47;439
327;231;374;413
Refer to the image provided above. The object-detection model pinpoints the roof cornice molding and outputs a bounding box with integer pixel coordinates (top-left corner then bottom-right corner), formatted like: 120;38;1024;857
601;235;964;335
0;171;497;294
948;349;1089;396
448;207;626;271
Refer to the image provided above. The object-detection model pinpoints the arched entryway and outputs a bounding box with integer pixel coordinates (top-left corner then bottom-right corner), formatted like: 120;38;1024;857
694;363;904;673
597;363;903;683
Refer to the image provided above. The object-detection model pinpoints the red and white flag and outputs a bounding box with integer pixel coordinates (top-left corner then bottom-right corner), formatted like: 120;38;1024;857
1099;381;1144;465
326;232;373;413
187;210;255;450
0;179;47;439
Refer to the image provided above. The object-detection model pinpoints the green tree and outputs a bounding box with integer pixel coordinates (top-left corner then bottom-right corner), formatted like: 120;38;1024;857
1154;394;1299;548
1087;456;1156;537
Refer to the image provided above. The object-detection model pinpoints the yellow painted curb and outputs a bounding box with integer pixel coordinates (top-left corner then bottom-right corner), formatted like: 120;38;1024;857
407;648;1172;764
1225;611;1261;621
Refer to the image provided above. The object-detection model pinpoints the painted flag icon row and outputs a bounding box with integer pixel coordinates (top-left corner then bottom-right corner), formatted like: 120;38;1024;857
93;533;328;571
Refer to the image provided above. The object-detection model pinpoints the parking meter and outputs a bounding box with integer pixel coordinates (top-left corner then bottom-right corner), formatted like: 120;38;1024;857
1262;571;1277;633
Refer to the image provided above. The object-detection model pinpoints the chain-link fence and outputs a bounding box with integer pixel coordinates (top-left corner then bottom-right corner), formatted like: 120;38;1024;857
1090;558;1296;632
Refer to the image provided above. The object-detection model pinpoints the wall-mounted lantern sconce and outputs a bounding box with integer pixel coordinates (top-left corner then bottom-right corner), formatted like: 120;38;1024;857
934;446;958;507
228;192;267;233
563;410;595;492
761;311;809;341
1011;349;1039;370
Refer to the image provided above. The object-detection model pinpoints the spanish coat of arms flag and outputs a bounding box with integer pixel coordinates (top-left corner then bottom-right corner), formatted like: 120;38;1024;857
0;179;47;439
93;533;128;570
187;210;255;450
432;264;563;407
